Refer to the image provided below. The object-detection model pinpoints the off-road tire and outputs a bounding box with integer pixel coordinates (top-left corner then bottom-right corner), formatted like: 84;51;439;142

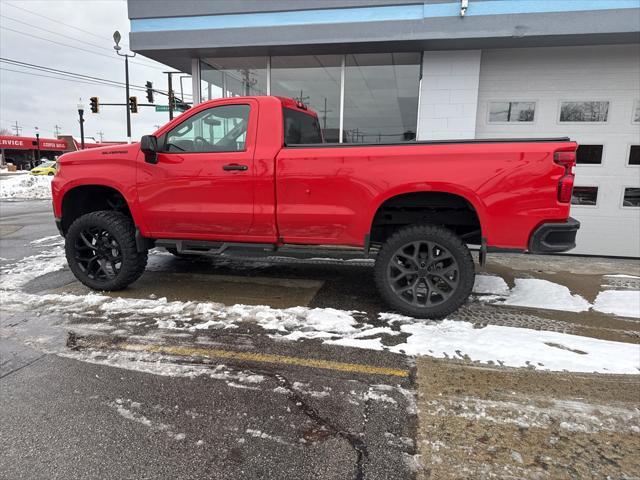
374;224;475;319
65;211;147;291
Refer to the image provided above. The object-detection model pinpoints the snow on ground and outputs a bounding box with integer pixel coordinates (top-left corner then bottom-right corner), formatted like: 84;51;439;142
593;290;640;319
0;174;53;199
386;321;639;374
473;275;509;295
2;237;639;375
497;278;590;312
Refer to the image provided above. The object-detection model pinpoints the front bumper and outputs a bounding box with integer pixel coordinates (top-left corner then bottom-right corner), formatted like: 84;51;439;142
528;217;580;254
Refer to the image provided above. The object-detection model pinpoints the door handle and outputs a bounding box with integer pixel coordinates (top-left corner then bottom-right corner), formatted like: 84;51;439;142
222;163;248;171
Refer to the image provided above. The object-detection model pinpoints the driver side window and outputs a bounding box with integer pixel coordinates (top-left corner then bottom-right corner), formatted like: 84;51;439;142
164;104;250;153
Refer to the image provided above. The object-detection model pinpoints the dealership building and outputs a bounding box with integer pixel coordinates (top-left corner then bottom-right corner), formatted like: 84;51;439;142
128;0;640;257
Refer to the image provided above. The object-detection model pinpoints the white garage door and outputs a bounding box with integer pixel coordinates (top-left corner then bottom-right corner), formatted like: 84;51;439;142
476;44;640;258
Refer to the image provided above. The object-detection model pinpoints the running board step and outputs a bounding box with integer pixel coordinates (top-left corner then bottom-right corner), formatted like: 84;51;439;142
155;239;277;256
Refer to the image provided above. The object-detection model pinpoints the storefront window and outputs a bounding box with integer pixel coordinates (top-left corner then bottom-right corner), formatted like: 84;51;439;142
197;53;422;143
201;57;268;100
271;55;342;142
343;53;421;143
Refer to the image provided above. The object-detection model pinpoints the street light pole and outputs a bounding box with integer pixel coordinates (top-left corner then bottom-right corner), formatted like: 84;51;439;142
77;101;85;149
113;30;136;144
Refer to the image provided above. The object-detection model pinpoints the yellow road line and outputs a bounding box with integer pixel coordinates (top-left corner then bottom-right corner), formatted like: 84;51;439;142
117;342;409;378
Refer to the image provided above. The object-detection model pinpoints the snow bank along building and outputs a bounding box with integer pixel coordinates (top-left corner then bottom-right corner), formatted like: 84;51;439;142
127;0;640;257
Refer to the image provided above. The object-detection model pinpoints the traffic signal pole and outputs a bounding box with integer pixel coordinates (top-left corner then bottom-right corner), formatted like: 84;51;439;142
167;72;174;121
125;55;131;143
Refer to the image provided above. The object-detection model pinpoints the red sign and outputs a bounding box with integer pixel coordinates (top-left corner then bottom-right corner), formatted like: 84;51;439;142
0;135;67;151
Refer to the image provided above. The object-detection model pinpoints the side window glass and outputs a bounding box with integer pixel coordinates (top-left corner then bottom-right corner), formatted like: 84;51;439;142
164;104;250;153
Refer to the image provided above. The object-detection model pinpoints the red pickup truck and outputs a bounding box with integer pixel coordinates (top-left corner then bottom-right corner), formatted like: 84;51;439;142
52;96;579;318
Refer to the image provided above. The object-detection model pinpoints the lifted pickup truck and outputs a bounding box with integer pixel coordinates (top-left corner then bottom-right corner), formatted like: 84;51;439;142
52;96;579;318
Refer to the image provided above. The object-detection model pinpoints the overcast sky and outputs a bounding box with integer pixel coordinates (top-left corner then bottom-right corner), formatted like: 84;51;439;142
0;0;191;142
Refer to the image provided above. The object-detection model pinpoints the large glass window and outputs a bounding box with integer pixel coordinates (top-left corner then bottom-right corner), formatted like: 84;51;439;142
271;55;342;142
164;104;250;153
343;53;421;143
201;57;267;100
198;52;421;144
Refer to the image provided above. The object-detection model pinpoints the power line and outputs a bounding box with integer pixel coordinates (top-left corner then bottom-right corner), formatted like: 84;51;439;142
0;66;150;92
0;13;164;71
0;59;193;102
1;58;170;94
1;14;118;55
1;26;166;71
1;2;168;70
3;1;132;48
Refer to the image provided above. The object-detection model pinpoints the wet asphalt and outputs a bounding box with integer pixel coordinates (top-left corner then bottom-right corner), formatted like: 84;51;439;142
0;200;417;480
1;200;638;480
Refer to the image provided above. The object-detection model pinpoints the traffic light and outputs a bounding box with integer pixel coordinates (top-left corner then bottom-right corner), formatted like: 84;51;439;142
90;96;99;113
145;81;154;103
129;96;138;113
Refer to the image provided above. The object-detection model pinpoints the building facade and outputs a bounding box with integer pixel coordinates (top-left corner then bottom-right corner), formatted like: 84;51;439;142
128;0;640;257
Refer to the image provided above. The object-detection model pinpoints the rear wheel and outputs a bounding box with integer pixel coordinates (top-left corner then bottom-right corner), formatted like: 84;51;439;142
65;211;147;291
374;225;474;318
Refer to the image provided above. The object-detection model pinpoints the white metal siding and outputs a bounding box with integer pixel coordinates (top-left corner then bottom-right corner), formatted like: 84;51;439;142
476;45;640;257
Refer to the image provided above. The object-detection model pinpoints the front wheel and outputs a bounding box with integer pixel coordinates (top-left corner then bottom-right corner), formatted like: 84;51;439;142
374;225;475;319
65;211;147;291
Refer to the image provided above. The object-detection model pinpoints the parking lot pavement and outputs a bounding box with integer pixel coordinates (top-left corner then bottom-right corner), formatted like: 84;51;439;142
0;339;418;480
1;199;639;479
414;358;640;479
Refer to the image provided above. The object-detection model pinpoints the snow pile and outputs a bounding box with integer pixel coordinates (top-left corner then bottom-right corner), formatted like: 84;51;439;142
0;174;53;199
498;278;590;312
473;275;510;295
593;290;640;318
384;320;639;374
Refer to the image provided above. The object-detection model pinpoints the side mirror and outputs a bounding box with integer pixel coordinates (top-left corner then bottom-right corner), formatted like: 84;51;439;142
140;135;158;164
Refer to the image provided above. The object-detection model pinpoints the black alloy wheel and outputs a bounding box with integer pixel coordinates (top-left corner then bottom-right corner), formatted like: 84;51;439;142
387;240;459;308
74;227;123;281
375;225;475;318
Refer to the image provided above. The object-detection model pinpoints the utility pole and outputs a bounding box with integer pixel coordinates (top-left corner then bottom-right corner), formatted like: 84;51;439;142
165;71;174;120
53;125;62;137
96;131;104;142
12;121;22;136
113;31;135;143
319;97;333;130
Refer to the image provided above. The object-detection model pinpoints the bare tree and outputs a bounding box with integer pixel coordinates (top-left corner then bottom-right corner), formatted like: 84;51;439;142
0;128;13;136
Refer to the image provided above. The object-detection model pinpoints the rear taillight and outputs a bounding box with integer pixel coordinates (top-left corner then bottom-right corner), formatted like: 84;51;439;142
554;151;576;169
554;149;576;203
558;175;574;203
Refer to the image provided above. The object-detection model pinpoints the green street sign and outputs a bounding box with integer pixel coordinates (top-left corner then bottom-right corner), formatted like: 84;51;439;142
155;105;189;112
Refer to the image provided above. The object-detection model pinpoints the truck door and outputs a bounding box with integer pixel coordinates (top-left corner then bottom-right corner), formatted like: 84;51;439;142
136;101;257;239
